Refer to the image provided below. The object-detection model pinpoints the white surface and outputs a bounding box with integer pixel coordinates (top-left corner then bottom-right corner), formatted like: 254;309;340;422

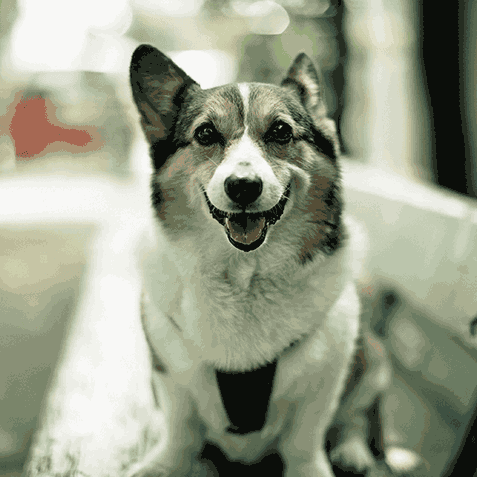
343;158;477;345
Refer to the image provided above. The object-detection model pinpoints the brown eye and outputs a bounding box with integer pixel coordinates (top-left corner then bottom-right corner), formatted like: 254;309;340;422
268;121;293;144
195;123;220;146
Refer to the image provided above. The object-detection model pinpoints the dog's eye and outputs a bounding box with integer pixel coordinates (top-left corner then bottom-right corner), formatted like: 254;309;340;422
268;121;293;144
195;124;220;146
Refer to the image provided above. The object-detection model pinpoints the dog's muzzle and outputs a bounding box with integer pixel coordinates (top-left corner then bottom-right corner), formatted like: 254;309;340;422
202;182;290;252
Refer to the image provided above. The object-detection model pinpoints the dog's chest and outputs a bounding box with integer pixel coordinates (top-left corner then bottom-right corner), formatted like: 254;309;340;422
180;267;324;368
144;247;345;371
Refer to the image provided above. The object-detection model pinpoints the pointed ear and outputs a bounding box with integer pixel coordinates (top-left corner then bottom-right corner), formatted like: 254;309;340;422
281;53;326;118
130;45;199;145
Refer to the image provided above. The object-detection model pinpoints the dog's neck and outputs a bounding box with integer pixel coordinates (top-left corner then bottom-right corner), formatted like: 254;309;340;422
166;231;321;294
221;257;258;291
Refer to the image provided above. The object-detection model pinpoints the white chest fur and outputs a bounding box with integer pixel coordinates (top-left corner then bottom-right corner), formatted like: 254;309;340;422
137;219;361;476
141;224;353;372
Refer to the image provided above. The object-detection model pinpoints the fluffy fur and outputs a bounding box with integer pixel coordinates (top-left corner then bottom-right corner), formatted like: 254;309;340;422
128;45;361;477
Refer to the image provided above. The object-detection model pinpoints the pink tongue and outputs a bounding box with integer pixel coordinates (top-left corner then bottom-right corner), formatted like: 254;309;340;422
225;216;266;245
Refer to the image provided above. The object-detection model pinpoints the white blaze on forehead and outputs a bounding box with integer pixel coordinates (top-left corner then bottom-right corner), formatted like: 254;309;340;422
237;83;251;120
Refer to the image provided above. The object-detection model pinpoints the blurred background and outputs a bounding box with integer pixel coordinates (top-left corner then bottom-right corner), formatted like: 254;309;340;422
1;1;477;476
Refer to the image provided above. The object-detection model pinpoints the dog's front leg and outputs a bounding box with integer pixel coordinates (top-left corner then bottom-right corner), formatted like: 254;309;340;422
278;283;360;477
126;371;204;477
278;364;350;477
279;400;336;477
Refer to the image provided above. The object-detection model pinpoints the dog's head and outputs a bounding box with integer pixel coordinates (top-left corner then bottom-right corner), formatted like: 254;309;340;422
130;45;342;263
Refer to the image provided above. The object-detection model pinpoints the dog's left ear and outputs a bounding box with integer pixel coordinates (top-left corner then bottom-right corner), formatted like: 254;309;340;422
281;53;326;118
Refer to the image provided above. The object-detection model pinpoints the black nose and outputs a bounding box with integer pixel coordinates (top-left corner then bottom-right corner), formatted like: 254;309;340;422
224;175;263;206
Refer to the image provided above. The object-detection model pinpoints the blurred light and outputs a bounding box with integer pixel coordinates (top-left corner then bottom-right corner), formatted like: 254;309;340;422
3;0;132;74
132;0;205;17
346;3;416;50
167;50;238;89
81;33;132;73
232;1;290;34
386;447;422;473
6;20;87;72
88;0;132;34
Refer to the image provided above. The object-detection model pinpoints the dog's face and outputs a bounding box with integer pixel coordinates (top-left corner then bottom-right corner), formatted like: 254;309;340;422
130;45;342;263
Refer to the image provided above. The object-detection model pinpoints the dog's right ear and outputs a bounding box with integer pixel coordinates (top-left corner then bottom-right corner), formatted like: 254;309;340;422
130;45;199;145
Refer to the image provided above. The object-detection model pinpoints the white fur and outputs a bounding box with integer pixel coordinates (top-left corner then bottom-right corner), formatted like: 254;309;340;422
238;83;251;116
128;215;361;477
206;131;284;213
128;69;361;477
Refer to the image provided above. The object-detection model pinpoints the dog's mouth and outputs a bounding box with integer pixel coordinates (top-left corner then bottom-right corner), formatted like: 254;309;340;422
202;184;291;252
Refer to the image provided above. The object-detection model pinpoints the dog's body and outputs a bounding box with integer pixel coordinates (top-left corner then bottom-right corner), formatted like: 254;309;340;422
127;45;361;477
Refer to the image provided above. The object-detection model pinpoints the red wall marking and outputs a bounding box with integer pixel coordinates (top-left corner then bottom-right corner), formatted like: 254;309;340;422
3;92;104;159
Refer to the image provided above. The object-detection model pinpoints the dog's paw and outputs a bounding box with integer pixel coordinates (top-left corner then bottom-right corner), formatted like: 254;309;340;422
330;433;374;474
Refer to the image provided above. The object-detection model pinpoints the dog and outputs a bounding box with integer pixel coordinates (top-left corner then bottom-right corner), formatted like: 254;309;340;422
125;44;362;477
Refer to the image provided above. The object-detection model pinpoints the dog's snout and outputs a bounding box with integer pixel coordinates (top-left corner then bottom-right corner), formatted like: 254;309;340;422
225;174;263;206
